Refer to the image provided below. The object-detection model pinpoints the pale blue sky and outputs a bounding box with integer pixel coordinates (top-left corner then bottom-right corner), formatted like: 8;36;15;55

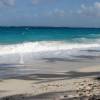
0;0;100;27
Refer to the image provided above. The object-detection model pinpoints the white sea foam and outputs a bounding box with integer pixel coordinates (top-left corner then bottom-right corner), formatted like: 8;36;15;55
0;41;99;55
0;41;100;64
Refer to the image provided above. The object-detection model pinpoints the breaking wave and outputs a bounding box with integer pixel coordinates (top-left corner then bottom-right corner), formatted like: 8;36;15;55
0;40;100;64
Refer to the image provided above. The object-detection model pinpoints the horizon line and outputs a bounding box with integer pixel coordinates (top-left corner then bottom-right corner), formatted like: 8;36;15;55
0;26;100;28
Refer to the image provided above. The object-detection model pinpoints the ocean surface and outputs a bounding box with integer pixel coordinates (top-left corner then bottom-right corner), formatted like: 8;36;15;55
0;27;100;78
0;27;100;64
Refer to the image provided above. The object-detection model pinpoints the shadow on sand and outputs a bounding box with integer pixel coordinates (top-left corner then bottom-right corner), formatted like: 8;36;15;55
1;90;100;100
2;71;100;83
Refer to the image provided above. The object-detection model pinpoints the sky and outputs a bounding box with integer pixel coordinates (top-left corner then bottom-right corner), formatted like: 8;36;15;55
0;0;100;27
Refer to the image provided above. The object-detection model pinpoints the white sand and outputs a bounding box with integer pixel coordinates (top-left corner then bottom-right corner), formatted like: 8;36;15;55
78;65;100;72
0;65;100;98
0;79;77;97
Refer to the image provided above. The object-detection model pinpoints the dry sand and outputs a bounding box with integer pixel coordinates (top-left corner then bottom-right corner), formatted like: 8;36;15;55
0;65;100;100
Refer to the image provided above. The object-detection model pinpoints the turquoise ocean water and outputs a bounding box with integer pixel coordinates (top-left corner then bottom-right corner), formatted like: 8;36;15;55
0;27;100;64
0;27;100;44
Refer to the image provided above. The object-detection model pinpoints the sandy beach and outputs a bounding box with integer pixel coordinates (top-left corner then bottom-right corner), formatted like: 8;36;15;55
0;65;100;100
